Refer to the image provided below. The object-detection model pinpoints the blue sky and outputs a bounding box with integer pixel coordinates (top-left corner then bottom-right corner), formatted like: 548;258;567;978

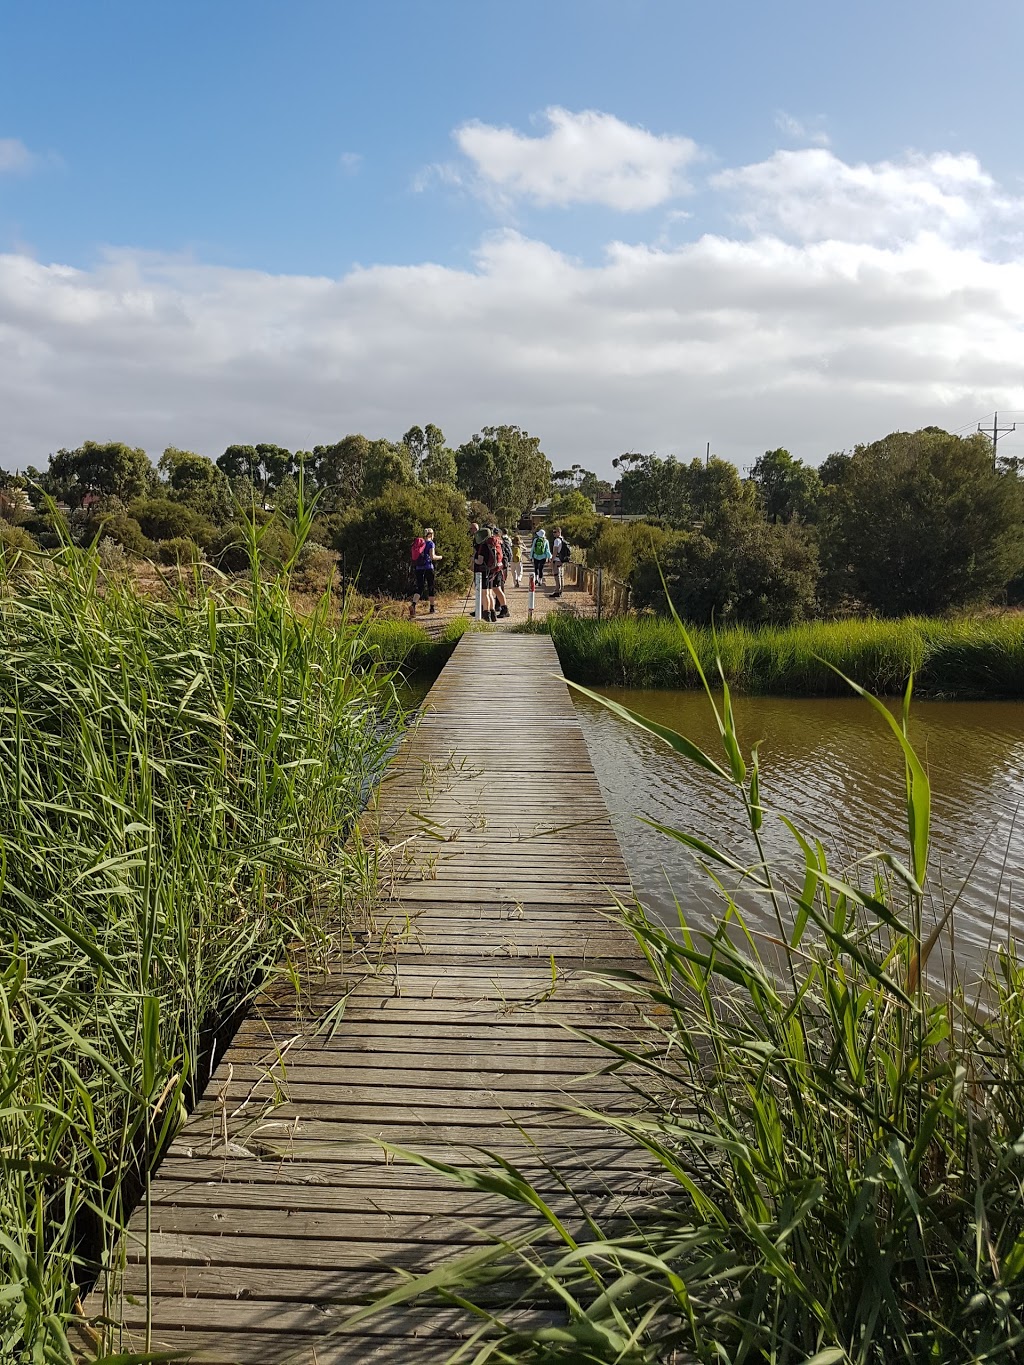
2;0;1024;473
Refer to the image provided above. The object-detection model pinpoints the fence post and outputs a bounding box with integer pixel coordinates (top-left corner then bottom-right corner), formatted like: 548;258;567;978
474;572;482;619
528;572;536;620
596;567;603;622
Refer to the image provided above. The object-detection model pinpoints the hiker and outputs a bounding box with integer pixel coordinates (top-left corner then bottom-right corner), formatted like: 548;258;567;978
549;526;570;599
473;525;497;622
510;530;523;586
491;529;510;619
409;527;441;616
531;526;550;585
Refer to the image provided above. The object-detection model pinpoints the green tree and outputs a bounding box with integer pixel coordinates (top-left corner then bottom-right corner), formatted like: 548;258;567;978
832;429;1024;614
49;441;151;507
749;448;821;523
455;425;551;522
421;424;459;488
158;447;232;520
311;435;371;512
362;439;415;501
549;488;595;521
129;496;201;542
336;485;471;596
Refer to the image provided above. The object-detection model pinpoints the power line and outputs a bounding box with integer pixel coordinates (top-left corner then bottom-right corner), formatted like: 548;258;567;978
978;411;1017;467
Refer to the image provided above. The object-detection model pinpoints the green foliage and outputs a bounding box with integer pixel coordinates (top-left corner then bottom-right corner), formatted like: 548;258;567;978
589;520;669;579
749;446;822;523
129;495;200;542
548;488;594;521
81;509;150;557
825;429;1024;614
153;535;201;565
521;612;1024;696
632;518;819;625
49;440;152;507
336;485;472;596
0;534;405;1357
158;446;232;520
384;634;1024;1362
456;424;552;522
558;511;601;548
206;519;296;572
0;521;37;574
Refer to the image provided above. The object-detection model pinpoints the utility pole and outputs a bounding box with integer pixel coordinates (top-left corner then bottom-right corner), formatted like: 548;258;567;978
978;411;1016;469
705;441;710;469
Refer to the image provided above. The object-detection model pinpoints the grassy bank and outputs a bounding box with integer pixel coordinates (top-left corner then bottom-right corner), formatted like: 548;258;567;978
0;544;405;1359
360;615;471;677
518;612;1024;696
354;639;1024;1363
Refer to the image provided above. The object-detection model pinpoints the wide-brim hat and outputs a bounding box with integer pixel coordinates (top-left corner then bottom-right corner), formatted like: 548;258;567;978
474;527;491;545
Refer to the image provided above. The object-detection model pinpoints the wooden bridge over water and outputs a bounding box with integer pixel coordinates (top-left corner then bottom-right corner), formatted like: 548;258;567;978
87;633;653;1363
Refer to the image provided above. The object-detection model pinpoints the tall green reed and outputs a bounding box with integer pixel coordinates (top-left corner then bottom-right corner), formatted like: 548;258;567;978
520;612;1024;697
0;513;405;1361
367;616;1024;1362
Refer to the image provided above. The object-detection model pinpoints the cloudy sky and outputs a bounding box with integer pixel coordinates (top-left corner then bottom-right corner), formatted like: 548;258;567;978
2;0;1024;476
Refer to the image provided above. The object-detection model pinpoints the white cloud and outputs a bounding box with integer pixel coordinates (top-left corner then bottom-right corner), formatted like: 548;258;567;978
773;111;830;147
0;138;36;173
3;204;1024;474
713;147;1024;246
448;107;701;210
338;151;362;174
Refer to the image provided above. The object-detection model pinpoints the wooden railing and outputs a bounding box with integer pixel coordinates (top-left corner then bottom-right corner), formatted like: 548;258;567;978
572;563;631;618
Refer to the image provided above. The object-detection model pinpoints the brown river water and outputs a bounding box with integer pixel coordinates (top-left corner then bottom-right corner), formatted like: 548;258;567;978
572;689;1024;984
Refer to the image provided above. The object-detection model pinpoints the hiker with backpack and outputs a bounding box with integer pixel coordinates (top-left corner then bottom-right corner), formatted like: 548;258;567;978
473;525;498;622
549;526;571;599
531;527;550;586
491;530;510;619
409;527;441;616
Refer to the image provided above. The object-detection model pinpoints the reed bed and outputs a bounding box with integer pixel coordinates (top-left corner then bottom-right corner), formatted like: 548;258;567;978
518;613;1024;697
354;621;1024;1362
0;527;405;1361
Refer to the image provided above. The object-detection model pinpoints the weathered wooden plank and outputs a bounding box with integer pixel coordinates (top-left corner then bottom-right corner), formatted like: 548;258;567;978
90;634;650;1361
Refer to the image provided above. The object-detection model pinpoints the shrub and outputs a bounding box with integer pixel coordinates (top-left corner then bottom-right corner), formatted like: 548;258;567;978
0;520;37;575
590;520;668;580
337;486;472;597
129;496;200;542
154;536;201;566
206;521;296;573
82;511;150;557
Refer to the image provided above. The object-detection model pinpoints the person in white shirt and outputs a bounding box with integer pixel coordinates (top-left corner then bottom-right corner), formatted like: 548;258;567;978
549;527;567;598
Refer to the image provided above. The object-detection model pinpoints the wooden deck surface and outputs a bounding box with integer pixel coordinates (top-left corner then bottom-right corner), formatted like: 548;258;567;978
87;633;651;1364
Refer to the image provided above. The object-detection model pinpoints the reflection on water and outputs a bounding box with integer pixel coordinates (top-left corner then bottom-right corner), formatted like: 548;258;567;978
574;689;1024;982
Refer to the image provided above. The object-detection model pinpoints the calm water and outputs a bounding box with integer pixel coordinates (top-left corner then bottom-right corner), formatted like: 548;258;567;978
573;689;1024;982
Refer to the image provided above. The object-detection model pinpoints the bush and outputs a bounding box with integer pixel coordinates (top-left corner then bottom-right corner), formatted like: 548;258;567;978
129;496;200;543
557;511;600;549
206;521;296;573
82;511;150;557
0;520;37;572
154;536;201;566
337;486;472;597
590;520;669;580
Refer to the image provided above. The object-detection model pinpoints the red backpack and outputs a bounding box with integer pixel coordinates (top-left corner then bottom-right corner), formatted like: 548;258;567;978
410;536;427;565
483;536;502;572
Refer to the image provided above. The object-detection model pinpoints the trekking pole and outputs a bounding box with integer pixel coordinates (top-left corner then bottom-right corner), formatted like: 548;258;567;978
528;572;536;621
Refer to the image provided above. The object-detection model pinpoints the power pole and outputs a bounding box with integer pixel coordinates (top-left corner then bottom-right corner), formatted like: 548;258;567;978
978;411;1016;468
705;441;710;468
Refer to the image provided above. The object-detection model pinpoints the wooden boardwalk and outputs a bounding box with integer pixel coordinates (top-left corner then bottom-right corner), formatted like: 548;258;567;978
88;633;651;1364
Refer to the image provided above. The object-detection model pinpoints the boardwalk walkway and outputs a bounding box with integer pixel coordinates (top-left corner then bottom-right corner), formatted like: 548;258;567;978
88;634;651;1363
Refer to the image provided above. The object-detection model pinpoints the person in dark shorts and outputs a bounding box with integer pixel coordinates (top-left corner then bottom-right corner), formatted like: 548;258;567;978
410;527;441;615
473;525;496;621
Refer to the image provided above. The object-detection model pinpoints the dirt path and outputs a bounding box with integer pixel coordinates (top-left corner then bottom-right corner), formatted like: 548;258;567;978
411;562;594;635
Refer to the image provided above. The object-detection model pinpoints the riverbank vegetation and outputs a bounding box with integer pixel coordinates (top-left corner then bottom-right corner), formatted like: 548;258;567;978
0;529;406;1359
562;430;1024;623
520;612;1024;697
366;630;1024;1362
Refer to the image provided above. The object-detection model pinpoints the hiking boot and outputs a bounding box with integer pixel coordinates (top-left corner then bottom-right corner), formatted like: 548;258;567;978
498;605;510;618
429;603;436;613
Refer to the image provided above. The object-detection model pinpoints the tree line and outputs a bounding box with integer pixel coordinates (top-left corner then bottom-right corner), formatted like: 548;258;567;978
1;424;1022;619
0;423;551;595
554;431;1024;620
